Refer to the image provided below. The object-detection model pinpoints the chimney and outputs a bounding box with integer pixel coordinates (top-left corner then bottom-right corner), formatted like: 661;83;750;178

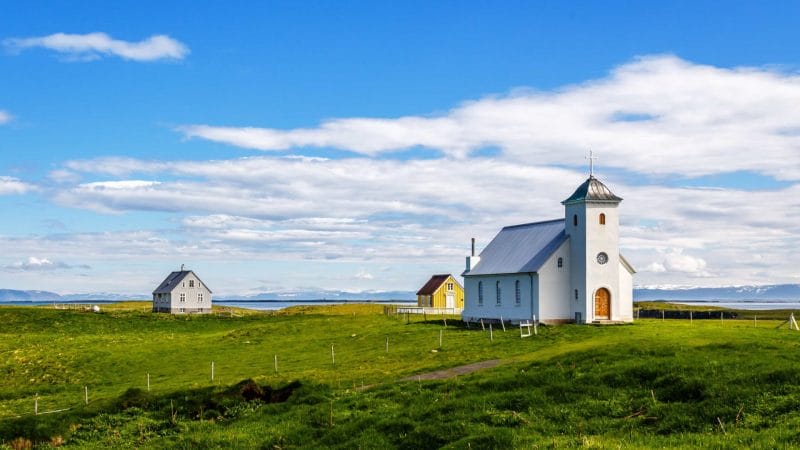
465;238;480;273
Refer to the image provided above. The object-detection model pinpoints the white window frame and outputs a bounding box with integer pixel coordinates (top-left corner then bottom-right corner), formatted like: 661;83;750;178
180;292;186;302
198;292;204;302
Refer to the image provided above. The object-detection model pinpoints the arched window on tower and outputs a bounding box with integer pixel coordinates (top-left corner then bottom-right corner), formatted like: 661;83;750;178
599;213;606;225
573;215;578;226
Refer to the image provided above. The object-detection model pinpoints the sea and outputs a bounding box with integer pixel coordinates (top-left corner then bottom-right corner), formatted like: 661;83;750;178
653;300;800;310
0;299;417;311
2;299;800;311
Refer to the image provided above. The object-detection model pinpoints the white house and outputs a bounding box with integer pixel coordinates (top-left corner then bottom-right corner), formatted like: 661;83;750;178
152;268;213;314
462;175;635;325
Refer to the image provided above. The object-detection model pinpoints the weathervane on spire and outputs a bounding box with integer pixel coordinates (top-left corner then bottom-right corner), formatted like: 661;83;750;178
586;150;598;177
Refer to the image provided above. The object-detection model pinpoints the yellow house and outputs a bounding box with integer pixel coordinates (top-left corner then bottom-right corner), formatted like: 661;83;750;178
416;274;464;309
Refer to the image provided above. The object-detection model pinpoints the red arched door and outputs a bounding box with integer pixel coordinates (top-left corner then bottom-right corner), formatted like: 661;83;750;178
594;288;610;320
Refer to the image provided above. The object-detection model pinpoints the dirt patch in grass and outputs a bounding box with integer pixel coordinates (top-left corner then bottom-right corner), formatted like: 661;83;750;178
400;359;503;381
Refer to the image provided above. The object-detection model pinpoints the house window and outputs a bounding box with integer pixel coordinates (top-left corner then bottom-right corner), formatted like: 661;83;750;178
558;257;563;268
478;281;484;306
515;280;521;305
496;281;502;306
574;289;579;301
447;282;454;291
198;293;204;302
199;308;203;313
189;280;195;288
573;215;578;226
180;293;186;302
180;308;185;313
599;213;606;225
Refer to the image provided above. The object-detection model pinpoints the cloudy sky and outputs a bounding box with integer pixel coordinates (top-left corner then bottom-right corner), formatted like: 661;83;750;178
1;1;799;295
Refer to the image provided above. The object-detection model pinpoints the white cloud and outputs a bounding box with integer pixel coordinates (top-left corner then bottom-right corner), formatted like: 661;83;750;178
355;269;374;280
0;176;35;195
4;32;188;61
3;257;89;271
178;55;800;180
0;110;11;124
12;55;800;292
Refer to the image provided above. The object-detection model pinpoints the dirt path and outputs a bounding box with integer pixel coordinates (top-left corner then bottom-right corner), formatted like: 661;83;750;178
399;359;503;381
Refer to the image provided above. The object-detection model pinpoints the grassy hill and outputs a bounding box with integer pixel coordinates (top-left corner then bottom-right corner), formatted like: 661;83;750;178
2;303;800;448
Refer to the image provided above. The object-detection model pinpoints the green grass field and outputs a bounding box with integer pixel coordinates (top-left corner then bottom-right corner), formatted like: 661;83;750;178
2;302;800;448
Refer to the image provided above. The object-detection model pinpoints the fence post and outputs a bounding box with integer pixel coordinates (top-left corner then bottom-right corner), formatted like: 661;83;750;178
274;354;278;374
500;316;506;332
84;386;88;405
385;336;389;353
331;344;335;366
489;324;493;341
690;310;692;323
533;314;538;336
211;361;215;382
754;315;757;327
35;394;39;415
147;373;151;391
662;310;665;321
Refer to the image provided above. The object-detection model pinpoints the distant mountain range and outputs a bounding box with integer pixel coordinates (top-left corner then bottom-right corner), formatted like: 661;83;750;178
2;284;799;302
0;289;148;302
633;284;800;301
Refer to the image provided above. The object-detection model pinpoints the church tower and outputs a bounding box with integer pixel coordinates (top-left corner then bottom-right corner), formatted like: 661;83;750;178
562;175;623;323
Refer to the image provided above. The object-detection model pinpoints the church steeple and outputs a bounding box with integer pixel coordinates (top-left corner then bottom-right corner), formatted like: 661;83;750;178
561;176;622;205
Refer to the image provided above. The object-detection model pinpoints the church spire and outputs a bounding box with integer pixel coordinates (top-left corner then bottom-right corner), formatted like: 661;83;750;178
586;150;598;177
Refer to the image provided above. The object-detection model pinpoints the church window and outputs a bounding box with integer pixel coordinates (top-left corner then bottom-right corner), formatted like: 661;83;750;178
599;213;606;225
478;282;484;306
496;281;502;306
573;215;578;226
558;257;563;268
574;289;578;301
515;280;521;305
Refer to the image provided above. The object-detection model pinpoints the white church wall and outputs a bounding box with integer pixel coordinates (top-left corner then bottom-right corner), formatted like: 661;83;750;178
617;262;634;322
462;274;535;323
565;203;588;322
537;240;572;322
583;203;621;322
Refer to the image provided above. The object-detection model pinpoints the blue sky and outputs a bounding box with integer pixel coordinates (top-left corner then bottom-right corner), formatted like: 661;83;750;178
1;1;800;295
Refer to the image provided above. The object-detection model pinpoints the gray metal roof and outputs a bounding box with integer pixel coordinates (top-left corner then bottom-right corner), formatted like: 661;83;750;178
562;176;622;205
153;270;213;294
464;219;568;276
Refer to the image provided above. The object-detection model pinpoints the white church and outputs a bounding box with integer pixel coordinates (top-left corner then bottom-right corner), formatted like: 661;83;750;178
462;174;635;325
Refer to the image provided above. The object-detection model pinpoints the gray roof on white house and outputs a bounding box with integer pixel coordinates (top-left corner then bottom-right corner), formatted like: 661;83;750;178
153;270;213;294
464;219;568;276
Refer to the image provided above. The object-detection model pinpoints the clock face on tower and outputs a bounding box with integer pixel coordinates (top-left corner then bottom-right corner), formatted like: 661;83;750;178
596;252;608;265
